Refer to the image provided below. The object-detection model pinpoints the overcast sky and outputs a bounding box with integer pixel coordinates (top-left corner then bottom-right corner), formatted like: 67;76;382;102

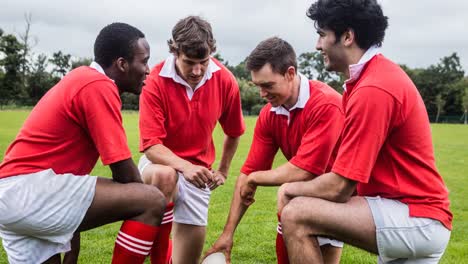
1;0;467;72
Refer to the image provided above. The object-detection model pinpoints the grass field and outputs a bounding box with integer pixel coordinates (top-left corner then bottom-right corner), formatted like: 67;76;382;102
0;110;467;263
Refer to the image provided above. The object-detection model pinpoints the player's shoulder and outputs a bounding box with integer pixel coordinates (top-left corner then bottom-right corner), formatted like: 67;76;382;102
67;66;112;84
210;57;238;83
258;103;275;122
63;66;117;98
143;60;172;92
150;60;166;75
259;103;273;114
357;55;416;102
147;60;166;81
307;80;342;105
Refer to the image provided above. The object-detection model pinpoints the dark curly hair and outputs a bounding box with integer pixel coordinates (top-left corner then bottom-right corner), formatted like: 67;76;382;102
246;37;297;75
307;0;388;49
94;22;145;68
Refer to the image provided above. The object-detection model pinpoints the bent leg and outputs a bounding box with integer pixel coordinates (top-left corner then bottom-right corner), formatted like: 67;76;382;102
281;196;377;264
62;232;80;264
276;186;342;264
140;164;178;264
141;164;178;200
320;244;342;264
170;171;210;264
43;254;61;264
172;223;206;264
78;177;166;231
74;177;167;263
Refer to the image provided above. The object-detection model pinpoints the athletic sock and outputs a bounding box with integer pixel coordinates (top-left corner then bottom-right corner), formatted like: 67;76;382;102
276;213;289;264
151;202;174;264
112;220;159;264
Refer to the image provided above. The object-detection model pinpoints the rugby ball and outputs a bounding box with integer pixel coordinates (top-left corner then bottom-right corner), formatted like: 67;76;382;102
201;252;227;264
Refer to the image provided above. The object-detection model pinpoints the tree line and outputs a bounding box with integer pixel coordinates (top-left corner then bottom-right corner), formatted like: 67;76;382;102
216;52;468;123
1;21;467;123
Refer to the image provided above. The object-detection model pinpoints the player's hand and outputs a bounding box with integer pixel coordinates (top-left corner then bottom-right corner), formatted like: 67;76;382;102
203;233;234;264
182;164;213;189
240;178;257;206
209;170;227;190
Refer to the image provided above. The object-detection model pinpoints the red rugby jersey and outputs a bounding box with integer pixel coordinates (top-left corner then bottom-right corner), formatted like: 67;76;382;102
241;78;343;176
0;66;131;178
332;54;452;229
139;57;245;169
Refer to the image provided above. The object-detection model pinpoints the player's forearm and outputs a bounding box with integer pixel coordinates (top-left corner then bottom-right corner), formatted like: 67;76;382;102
217;135;240;175
223;173;250;236
284;172;356;203
145;144;192;172
249;162;314;187
110;158;143;184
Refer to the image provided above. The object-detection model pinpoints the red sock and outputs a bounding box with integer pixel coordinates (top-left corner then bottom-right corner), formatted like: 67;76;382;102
276;213;289;264
151;202;174;264
112;220;159;264
166;239;173;264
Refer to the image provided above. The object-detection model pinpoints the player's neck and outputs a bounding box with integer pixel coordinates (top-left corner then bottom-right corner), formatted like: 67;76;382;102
283;75;301;110
344;47;367;78
174;63;199;90
103;67;124;94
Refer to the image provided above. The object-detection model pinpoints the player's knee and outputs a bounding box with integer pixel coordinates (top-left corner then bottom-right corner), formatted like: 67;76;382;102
283;197;323;236
158;166;178;187
149;166;177;187
281;199;300;225
282;200;310;240
143;185;167;219
157;166;178;198
281;197;310;229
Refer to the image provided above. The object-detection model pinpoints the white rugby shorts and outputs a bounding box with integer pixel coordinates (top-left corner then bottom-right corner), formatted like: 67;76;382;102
139;155;211;226
366;196;451;264
0;169;96;264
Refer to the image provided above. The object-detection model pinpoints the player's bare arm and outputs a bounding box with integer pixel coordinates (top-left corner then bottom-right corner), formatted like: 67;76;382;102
109;158;143;184
249;162;315;187
278;172;357;212
204;173;249;263
211;135;240;190
145;144;213;188
239;162;314;205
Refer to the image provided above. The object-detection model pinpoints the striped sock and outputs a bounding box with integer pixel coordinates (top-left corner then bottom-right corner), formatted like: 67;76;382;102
112;220;159;264
151;202;174;264
276;213;289;264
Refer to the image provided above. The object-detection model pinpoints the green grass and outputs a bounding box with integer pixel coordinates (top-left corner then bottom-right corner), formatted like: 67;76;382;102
0;111;467;263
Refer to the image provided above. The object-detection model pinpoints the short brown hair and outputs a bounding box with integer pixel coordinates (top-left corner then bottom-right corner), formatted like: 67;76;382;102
167;16;217;59
246;37;297;75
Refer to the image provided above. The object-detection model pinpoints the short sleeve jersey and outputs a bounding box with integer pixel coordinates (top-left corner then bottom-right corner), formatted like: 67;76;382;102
139;57;245;169
0;66;131;178
332;54;452;229
241;78;344;176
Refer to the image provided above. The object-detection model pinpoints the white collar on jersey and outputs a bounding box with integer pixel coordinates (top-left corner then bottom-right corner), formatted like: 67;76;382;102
343;45;381;91
89;61;115;82
159;54;221;100
90;61;106;75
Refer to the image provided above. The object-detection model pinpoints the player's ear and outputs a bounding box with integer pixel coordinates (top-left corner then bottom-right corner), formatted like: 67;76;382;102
115;57;129;73
285;66;296;81
341;28;355;47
